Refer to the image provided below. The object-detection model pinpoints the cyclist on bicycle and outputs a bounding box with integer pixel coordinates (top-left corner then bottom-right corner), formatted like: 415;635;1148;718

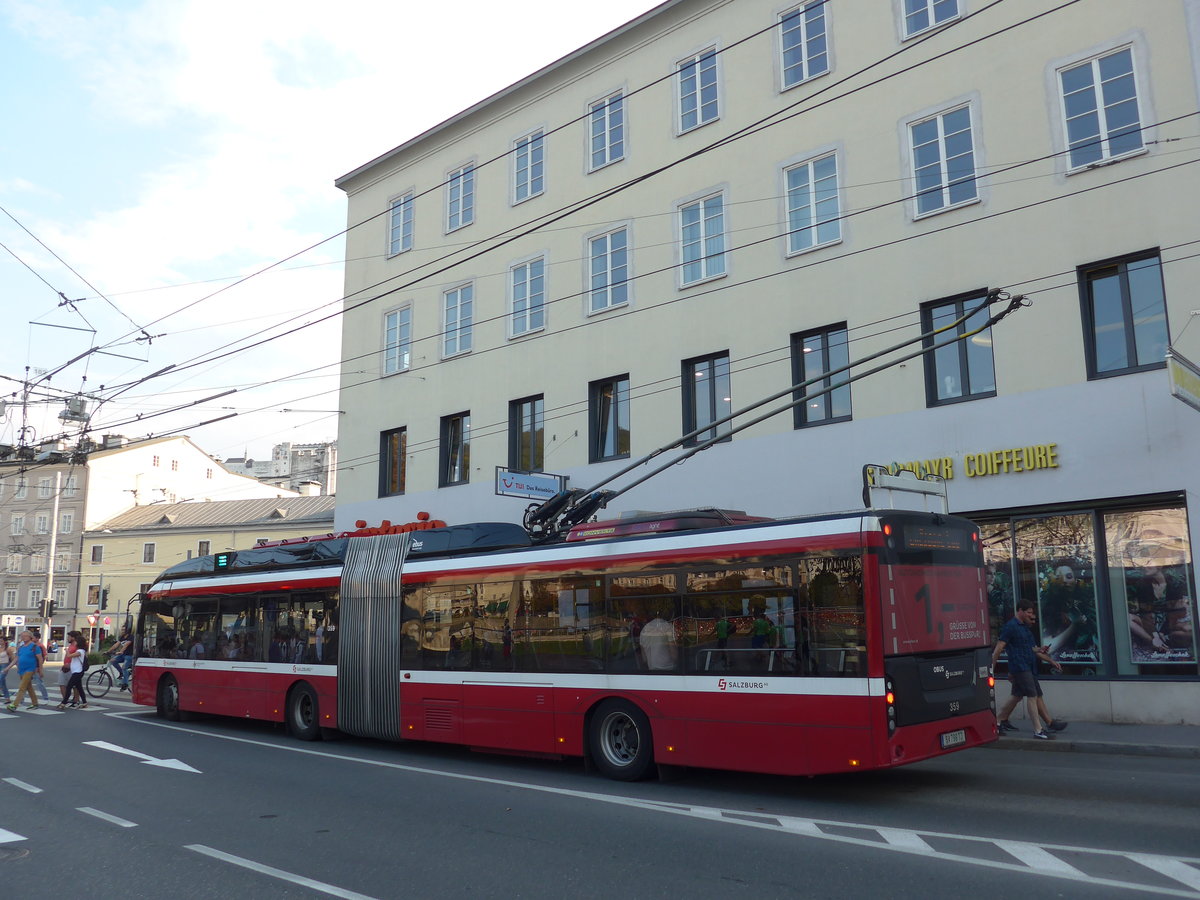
107;628;133;691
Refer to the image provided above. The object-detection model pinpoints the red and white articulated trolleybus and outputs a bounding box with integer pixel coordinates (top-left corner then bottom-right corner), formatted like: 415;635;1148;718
131;471;997;780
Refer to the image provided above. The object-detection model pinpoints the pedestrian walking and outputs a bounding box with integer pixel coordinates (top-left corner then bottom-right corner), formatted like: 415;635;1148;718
57;633;87;710
31;634;50;703
5;630;45;711
0;637;13;704
991;599;1067;740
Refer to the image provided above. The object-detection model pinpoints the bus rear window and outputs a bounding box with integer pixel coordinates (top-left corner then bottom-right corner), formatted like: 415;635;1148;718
878;516;981;567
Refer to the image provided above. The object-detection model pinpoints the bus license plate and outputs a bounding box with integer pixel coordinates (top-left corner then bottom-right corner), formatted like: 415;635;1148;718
940;729;967;749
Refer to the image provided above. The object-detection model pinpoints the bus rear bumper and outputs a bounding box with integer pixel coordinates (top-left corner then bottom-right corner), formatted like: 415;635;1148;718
886;709;998;766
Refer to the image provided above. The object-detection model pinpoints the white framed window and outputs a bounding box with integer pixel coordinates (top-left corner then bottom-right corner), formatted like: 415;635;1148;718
446;164;475;231
29;587;42;610
785;152;841;254
152;455;160;467
780;2;829;89
206;468;213;479
14;477;27;499
1058;47;1143;171
143;542;156;564
171;459;179;471
588;227;630;314
54;587;66;608
513;130;544;203
35;514;49;534
64;475;78;497
678;48;719;132
37;477;52;498
59;512;74;533
5;555;20;574
3;588;16;609
31;552;47;574
443;283;474;357
588;92;624;170
510;256;546;336
54;551;69;574
902;0;959;38
384;306;413;375
679;193;727;285
91;545;104;564
908;103;978;217
388;192;414;256
10;514;24;536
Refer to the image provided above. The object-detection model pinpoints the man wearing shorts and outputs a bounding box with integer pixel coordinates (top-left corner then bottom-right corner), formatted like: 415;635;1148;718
992;599;1063;740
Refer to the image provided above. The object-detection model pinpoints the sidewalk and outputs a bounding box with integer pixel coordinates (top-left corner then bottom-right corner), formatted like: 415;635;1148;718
988;720;1200;759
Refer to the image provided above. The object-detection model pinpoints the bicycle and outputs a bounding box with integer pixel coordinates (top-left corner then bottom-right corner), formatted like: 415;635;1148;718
84;656;130;700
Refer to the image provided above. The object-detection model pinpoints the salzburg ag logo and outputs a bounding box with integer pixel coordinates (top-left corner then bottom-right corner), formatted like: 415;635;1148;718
718;678;727;691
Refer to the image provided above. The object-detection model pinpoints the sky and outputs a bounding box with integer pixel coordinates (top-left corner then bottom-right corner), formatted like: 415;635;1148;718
0;0;658;466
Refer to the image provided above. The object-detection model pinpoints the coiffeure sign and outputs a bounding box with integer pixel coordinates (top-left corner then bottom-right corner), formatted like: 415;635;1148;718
885;443;1060;480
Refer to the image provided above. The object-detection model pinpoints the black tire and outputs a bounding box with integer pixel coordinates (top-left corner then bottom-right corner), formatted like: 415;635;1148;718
156;675;182;721
286;683;321;741
85;668;112;699
588;699;654;781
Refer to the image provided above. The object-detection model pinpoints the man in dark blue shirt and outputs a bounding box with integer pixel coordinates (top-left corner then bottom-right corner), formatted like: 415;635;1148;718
992;599;1064;740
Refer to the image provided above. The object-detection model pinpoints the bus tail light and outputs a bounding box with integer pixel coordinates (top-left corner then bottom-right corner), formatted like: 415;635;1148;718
885;678;896;735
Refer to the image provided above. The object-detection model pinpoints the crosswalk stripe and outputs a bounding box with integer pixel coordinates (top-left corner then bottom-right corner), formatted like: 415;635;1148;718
1127;853;1200;892
0;829;26;843
877;827;932;853
993;841;1084;876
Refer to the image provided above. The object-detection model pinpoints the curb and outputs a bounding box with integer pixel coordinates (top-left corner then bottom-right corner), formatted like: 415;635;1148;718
987;738;1200;760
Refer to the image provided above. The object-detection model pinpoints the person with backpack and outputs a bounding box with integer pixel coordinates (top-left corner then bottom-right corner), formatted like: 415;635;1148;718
57;633;87;710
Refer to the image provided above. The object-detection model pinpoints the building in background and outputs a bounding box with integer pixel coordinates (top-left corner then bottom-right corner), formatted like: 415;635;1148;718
80;494;335;646
332;1;1200;722
224;440;337;495
1;434;301;641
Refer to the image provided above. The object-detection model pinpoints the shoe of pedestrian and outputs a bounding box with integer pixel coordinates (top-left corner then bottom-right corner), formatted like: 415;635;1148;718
55;703;66;710
4;704;16;712
30;705;39;710
1033;730;1054;740
1048;719;1068;731
78;704;88;709
999;720;1018;732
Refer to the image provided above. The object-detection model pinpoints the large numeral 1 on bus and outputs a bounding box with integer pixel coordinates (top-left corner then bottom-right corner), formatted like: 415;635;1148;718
915;584;932;634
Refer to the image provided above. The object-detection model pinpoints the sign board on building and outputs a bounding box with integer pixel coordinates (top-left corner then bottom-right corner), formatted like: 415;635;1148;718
1167;349;1200;414
1;615;25;627
495;467;567;501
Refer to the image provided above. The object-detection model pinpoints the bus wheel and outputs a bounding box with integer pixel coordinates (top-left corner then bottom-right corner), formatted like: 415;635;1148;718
286;683;321;741
588;699;654;781
156;675;181;721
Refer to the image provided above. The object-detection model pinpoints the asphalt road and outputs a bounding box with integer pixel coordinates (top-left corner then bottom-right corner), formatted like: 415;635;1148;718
2;700;1197;899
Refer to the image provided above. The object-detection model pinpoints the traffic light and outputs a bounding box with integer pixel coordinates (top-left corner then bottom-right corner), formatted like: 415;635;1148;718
43;598;54;618
100;589;109;610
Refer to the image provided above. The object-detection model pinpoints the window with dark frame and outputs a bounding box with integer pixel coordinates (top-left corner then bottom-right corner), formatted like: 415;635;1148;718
143;543;156;564
921;291;997;405
379;427;407;497
589;375;630;462
682;352;732;446
439;413;471;487
1079;251;1168;378
509;396;545;473
792;324;851;427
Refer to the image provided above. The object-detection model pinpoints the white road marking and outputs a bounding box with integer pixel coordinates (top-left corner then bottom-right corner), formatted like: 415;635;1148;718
1128;854;1200;892
83;740;201;773
3;778;42;793
133;715;1200;898
878;827;932;852
77;807;137;828
995;840;1083;876
186;845;380;900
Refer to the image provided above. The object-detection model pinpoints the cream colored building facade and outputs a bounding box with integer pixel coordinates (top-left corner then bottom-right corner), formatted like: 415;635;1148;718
334;0;1200;722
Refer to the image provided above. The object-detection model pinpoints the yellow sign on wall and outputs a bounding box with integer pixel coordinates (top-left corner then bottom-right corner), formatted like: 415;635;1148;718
886;443;1059;480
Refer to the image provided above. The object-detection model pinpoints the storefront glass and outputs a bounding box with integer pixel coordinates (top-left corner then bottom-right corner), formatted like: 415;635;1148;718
978;502;1197;679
